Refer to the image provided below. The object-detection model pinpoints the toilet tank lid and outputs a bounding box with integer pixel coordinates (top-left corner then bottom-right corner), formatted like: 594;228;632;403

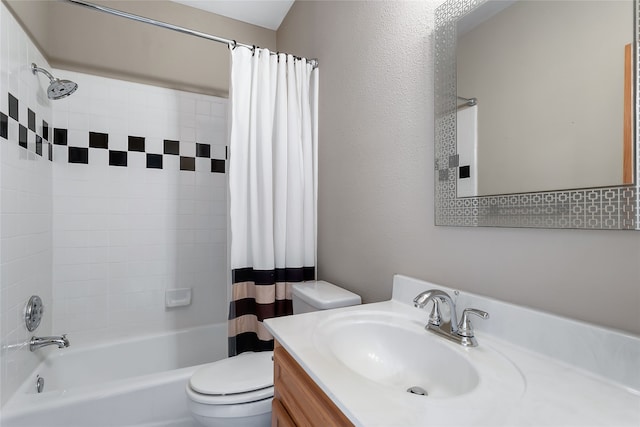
292;280;361;309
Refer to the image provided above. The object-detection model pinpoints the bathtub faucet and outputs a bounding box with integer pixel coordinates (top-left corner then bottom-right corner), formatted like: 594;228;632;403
29;334;70;352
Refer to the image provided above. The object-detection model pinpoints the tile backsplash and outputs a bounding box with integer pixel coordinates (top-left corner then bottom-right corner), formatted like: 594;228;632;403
0;2;54;407
49;70;227;174
51;70;229;344
0;2;229;407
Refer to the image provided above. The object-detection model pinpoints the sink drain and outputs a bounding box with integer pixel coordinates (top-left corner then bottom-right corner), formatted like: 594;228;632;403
407;386;428;396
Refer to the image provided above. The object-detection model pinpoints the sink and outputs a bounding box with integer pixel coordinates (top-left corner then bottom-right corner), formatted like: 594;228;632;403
313;309;524;399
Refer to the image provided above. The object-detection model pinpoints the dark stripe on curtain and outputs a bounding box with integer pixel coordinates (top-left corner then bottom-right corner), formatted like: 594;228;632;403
232;266;315;284
230;298;293;322
229;333;275;356
228;266;315;356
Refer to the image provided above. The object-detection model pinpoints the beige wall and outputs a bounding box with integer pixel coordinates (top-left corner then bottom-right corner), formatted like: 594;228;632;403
278;1;640;335
458;0;632;195
4;0;276;96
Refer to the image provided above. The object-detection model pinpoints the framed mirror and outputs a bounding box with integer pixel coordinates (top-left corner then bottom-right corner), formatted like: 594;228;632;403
434;0;639;229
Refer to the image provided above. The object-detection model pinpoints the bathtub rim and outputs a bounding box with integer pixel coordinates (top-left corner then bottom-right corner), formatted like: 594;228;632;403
1;322;227;419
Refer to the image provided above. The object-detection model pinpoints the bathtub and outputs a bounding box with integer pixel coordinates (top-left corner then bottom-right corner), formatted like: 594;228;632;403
1;323;227;427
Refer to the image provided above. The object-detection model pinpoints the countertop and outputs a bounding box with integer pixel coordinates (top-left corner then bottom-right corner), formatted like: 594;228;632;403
265;276;640;427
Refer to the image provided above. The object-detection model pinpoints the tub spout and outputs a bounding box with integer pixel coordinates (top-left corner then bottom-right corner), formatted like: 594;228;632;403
29;334;70;352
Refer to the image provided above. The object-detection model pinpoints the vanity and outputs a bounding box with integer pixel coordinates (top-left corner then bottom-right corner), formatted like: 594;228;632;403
272;341;353;426
265;274;640;426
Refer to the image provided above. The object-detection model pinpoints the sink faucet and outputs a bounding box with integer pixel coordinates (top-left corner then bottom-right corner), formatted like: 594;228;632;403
29;335;70;352
413;290;488;347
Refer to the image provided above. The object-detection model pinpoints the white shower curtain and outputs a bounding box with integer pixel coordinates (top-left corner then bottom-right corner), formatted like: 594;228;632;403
228;46;319;355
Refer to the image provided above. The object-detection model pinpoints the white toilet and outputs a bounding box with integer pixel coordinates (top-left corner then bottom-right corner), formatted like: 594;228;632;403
186;280;361;427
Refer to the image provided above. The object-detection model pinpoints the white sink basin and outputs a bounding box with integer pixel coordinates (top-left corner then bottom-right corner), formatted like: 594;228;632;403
314;310;524;399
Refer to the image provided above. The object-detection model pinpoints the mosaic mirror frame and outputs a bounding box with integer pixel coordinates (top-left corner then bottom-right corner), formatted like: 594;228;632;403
434;0;640;229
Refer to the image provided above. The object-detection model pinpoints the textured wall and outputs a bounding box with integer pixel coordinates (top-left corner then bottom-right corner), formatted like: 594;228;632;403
277;0;640;335
5;0;276;96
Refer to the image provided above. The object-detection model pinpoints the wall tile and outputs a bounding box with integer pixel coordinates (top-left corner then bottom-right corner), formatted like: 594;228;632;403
51;69;228;346
128;136;145;152
89;131;108;149
0;6;228;406
0;3;53;407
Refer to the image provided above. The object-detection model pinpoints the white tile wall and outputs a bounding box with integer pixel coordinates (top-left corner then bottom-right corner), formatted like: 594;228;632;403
0;3;229;407
51;71;229;345
0;3;54;407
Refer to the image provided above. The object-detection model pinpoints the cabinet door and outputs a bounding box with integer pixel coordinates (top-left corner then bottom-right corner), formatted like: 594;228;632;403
272;398;296;427
274;343;353;427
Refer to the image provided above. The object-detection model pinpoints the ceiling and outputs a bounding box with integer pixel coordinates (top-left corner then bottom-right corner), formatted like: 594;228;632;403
170;0;295;31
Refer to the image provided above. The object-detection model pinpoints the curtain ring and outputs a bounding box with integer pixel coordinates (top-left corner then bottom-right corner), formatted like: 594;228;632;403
251;45;257;56
229;40;237;50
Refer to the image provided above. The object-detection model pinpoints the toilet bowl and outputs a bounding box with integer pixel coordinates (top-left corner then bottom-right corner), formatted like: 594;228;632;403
186;351;274;427
186;280;361;427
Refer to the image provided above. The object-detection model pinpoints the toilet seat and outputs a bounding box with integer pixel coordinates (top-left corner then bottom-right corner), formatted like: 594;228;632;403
187;351;274;405
186;384;274;405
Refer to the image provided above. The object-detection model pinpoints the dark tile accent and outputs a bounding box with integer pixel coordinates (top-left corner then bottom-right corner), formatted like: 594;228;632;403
196;143;210;158
109;150;127;167
180;156;195;171
438;169;449;181
8;93;18;121
28;109;36;132
146;153;163;169
128;136;145;152
164;139;179;155
459;165;471;179
36;135;43;156
43;120;49;141
1;112;7;139
449;154;460;168
48;142;53;161
211;159;225;174
89;132;109;149
54;128;68;145
69;147;89;164
18;125;27;148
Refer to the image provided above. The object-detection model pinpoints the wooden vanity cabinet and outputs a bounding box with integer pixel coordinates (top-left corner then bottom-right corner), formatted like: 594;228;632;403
272;341;354;427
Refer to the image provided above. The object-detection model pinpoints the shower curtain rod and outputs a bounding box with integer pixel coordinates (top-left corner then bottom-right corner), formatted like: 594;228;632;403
457;96;477;106
64;0;319;69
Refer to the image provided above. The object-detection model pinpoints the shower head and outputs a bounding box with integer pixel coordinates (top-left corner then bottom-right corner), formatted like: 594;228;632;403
31;63;78;100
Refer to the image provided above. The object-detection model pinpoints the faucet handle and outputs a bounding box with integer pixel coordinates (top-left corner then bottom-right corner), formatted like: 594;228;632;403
427;299;442;326
457;308;489;338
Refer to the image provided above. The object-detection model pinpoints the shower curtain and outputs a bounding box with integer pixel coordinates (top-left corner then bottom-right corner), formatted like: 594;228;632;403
227;46;319;356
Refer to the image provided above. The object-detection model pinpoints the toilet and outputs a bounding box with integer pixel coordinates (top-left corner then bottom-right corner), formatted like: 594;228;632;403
186;280;361;427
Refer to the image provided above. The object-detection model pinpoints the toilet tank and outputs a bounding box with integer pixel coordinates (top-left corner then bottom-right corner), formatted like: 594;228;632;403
292;280;361;314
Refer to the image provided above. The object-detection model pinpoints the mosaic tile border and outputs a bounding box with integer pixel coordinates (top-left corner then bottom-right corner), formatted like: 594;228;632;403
1;93;226;173
434;0;639;230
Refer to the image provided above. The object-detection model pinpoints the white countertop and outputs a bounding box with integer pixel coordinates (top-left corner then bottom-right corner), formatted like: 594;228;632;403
265;275;640;427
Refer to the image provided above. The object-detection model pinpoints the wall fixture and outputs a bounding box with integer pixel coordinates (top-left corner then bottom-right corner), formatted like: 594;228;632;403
24;295;43;332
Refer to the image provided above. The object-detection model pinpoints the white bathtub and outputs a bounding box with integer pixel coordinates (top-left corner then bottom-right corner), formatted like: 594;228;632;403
1;323;227;427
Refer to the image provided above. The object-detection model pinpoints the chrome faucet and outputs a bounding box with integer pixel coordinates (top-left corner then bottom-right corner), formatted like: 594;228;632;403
413;289;488;347
29;335;70;352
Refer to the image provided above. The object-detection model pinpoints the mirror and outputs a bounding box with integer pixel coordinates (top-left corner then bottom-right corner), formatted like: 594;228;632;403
457;0;633;197
434;0;639;229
